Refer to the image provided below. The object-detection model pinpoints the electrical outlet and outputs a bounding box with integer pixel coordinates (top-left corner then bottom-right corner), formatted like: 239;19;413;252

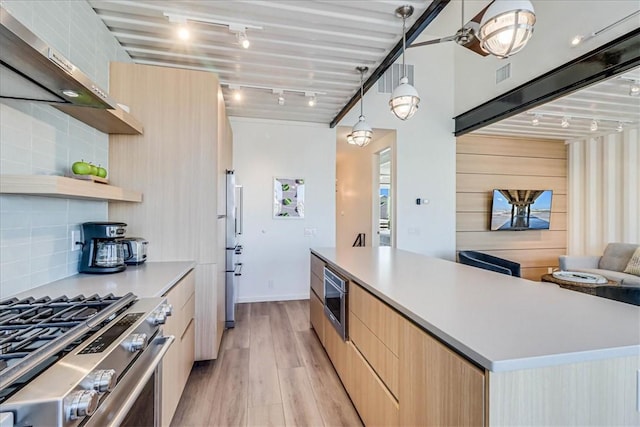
70;230;81;251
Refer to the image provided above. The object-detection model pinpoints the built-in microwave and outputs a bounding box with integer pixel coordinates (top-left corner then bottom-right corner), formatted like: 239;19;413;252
323;267;348;341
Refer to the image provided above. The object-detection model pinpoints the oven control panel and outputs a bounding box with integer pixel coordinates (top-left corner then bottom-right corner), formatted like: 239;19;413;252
79;313;143;354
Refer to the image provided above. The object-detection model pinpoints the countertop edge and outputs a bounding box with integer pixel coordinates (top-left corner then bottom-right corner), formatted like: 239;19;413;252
154;261;197;297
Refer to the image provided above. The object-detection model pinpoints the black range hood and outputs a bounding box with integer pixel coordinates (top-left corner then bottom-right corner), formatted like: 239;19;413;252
0;5;117;109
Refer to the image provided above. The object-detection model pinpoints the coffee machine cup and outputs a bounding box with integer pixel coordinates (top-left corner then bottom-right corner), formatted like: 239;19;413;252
79;222;128;274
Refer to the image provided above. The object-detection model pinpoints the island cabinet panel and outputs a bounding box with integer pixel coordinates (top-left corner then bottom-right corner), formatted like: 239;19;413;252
349;283;400;355
349;309;399;398
399;320;485;427
323;314;349;385
310;254;325;299
310;291;325;346
347;341;399;426
161;270;196;427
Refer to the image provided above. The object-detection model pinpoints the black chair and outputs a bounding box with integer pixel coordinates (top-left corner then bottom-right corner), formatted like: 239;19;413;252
458;251;521;277
595;286;640;306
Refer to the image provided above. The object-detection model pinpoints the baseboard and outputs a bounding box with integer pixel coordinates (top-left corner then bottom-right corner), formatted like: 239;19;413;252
237;293;309;303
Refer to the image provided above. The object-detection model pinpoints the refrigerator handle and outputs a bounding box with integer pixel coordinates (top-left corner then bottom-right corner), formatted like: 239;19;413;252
236;185;244;235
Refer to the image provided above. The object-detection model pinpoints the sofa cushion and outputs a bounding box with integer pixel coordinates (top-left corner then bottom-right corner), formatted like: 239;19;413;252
599;243;639;272
623;247;640;276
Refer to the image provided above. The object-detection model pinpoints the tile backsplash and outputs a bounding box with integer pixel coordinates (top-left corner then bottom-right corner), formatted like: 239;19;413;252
0;0;131;297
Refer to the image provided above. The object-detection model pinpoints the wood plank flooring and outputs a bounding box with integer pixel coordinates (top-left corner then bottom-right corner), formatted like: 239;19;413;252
171;300;362;427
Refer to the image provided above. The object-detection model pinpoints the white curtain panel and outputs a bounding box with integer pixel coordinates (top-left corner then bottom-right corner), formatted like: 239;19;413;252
567;128;640;255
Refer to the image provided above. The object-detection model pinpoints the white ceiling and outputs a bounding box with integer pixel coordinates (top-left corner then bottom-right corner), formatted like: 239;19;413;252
89;0;435;125
472;67;640;140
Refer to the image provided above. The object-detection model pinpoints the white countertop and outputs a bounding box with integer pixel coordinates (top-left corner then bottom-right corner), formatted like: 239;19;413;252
312;247;640;372
10;262;196;300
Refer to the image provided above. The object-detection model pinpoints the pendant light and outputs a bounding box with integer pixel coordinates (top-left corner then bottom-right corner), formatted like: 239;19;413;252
478;0;536;59
390;5;420;121
351;66;373;147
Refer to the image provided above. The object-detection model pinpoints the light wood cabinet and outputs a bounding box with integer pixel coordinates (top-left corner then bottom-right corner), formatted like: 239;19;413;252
109;62;228;361
399;320;485;427
310;291;324;345
323;313;349;385
347;341;399;426
350;283;400;355
161;270;196;427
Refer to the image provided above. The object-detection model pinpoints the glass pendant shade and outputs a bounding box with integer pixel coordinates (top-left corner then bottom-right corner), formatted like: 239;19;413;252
351;116;373;147
479;0;536;58
389;76;420;120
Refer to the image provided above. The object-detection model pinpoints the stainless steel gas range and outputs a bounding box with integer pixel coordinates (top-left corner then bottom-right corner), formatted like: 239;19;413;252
0;292;174;427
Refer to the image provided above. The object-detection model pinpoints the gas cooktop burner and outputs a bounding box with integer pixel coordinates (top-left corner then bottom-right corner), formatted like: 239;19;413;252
0;292;138;403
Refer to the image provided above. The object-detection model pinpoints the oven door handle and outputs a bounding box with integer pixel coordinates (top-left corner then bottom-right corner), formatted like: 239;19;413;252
84;334;175;427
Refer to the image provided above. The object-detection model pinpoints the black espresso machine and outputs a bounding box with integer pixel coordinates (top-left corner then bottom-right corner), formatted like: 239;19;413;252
79;221;129;274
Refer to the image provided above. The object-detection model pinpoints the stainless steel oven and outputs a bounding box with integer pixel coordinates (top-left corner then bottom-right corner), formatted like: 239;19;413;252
0;293;174;427
323;267;348;341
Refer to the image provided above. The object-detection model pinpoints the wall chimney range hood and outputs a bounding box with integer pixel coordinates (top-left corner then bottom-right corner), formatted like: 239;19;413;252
0;5;117;109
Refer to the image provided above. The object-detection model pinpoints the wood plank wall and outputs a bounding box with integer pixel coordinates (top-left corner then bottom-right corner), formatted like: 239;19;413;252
456;134;568;281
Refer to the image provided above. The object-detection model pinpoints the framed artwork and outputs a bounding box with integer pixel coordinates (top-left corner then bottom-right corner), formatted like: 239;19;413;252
273;177;305;218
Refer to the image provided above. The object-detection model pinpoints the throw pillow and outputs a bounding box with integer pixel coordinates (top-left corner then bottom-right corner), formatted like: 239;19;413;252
623;247;640;276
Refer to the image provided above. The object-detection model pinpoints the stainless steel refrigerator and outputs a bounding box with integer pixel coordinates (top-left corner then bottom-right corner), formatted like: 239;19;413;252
225;170;243;328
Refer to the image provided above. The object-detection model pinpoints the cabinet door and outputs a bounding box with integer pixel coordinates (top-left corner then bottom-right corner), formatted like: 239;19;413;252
310;254;324;299
399;320;485;427
310;290;325;346
323;313;348;386
350;283;400;355
347;342;399;426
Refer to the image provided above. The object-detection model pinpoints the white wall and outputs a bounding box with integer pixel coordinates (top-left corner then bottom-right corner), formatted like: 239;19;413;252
0;1;131;298
453;1;640;114
568;128;640;255
338;42;457;259
230;117;336;302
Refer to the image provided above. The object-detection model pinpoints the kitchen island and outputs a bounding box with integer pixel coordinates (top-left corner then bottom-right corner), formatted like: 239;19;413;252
311;247;640;426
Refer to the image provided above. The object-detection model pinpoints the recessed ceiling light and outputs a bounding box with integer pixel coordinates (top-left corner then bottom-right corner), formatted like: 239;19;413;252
570;35;583;46
62;90;79;98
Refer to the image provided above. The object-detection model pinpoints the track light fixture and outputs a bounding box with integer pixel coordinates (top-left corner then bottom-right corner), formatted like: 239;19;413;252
273;89;285;106
223;83;325;105
164;13;262;48
478;0;536;58
616;122;624;133
306;92;317;107
390;5;420;121
351;66;373;147
590;120;598;132
630;82;640;97
531;114;541;126
561;116;570;128
229;85;242;101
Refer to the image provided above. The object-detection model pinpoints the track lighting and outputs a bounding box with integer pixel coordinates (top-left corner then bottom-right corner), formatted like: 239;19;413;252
164;13;262;48
306;92;317;107
229;85;242;101
590;120;598;132
390;5;420;121
273;90;285;106
351;66;373;147
478;0;536;58
630;83;640;96
531;114;541;126
237;31;250;49
616;122;624;132
561;117;570;128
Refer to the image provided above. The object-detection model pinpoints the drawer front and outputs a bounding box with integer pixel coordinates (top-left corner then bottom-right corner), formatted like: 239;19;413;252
347;342;399;427
310;290;325;345
164;270;195;311
324;313;348;385
180;293;195;336
179;319;195;392
310;253;325;283
350;311;399;398
350;283;400;355
310;271;324;300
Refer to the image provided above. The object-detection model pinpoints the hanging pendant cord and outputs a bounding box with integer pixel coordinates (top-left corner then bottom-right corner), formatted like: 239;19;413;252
402;16;407;79
360;70;364;116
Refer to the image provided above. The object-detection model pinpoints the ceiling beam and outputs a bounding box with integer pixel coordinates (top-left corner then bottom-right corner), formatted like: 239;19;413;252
454;27;640;136
329;0;451;128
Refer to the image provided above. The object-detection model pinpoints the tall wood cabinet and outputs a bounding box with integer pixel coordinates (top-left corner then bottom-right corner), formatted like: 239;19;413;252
108;63;231;364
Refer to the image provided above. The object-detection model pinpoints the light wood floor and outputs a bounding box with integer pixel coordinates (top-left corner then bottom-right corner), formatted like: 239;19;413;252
171;300;363;427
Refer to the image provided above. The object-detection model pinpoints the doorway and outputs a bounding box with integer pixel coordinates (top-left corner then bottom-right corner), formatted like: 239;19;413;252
375;148;392;247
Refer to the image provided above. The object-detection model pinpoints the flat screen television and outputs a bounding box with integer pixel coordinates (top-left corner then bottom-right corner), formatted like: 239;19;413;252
490;189;553;231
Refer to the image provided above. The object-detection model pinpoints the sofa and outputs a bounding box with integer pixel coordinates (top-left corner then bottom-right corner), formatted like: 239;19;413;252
559;243;640;287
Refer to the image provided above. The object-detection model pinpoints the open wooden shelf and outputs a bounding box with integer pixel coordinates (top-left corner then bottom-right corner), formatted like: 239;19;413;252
0;175;142;202
53;104;144;135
